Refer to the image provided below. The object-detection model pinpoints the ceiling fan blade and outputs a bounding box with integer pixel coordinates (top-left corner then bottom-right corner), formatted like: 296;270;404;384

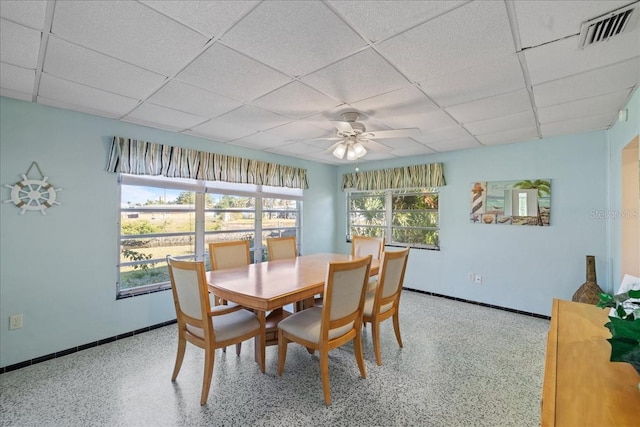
361;128;420;139
360;139;392;152
331;121;355;134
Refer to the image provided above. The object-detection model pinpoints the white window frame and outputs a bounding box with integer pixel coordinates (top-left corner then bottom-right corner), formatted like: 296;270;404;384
117;174;302;298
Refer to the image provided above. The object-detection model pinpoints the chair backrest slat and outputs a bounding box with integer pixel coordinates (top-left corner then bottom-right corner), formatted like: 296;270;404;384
351;236;385;261
267;236;297;261
321;256;371;338
167;256;210;329
376;248;410;307
209;240;251;270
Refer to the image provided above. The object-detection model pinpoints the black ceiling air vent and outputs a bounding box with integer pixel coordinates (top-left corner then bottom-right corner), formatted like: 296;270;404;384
578;2;639;49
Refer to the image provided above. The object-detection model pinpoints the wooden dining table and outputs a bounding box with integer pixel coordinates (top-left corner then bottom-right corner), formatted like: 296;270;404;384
206;253;379;373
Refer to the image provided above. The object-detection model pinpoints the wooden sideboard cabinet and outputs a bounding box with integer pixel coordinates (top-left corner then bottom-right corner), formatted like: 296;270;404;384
541;299;640;426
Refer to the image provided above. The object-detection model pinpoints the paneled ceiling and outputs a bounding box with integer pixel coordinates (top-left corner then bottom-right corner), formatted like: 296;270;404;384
1;0;638;164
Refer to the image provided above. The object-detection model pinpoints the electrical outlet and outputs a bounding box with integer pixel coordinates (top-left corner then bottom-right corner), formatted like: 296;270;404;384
9;314;23;330
474;275;482;284
467;272;475;282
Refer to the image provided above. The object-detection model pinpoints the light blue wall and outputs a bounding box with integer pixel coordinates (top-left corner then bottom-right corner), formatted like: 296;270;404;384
336;131;609;316
607;88;640;289
0;97;336;367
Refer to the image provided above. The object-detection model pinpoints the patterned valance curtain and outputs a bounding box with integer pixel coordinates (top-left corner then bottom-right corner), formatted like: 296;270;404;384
342;163;445;191
106;137;309;189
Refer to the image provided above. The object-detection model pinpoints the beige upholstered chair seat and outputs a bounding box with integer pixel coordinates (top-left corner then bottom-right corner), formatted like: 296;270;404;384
366;277;378;293
278;307;354;343
363;293;393;317
186;307;260;342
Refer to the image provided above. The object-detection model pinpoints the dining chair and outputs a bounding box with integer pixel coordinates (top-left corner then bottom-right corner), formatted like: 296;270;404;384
277;255;372;406
362;248;410;366
166;256;264;405
265;236;298;342
209;240;251;271
209;240;251;305
266;236;298;261
351;235;385;292
208;240;252;353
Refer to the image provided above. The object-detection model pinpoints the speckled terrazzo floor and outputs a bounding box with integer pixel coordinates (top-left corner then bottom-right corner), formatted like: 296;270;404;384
0;291;549;427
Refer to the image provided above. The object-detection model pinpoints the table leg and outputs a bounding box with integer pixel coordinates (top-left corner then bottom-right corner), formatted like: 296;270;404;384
254;310;266;373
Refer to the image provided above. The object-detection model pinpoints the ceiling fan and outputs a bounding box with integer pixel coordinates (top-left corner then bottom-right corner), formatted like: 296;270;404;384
315;112;420;161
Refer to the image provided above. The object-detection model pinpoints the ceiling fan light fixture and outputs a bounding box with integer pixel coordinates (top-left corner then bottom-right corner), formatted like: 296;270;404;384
353;142;367;158
346;145;357;161
332;143;347;159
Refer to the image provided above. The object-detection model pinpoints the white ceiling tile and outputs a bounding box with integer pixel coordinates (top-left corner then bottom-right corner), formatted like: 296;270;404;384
187;119;254;142
446;89;532;123
1;62;35;94
267;142;326;156
43;37;166;99
514;1;631;49
424;136;482;152
377;108;459;132
214;105;291;133
177;43;291;102
328;0;466;43
38;74;139;116
0;19;41;68
301;49;410;103
1;87;32;101
140;0;259;38
37;96;120;119
51;1;208;75
351;85;438;119
389;144;436;157
537;89;632;124
540;112;616;137
413;125;472;145
464;110;537;136
0;0;47;30
371;137;423;151
378;1;515;81
221;1;366;76
250;81;339;119
147;80;243;118
124;103;208;131
476;126;539;146
358;150;397;161
421;54;526;107
534;57;640;107
266;121;329;141
229;131;289;149
525;32;640;85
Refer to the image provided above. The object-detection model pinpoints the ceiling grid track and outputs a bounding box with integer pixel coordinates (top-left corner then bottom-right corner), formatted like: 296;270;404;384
505;0;543;140
31;0;56;102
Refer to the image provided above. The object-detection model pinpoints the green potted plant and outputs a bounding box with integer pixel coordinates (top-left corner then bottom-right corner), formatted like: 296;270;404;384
597;289;640;389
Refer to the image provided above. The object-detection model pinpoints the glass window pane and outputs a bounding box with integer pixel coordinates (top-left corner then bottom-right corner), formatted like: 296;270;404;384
120;186;196;292
349;211;385;226
392;193;438;210
392;211;438;227
392;228;439;248
350;226;385;238
349;194;385;211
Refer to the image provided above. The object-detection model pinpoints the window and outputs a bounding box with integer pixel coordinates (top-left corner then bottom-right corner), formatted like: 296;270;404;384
118;175;302;298
347;189;439;250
